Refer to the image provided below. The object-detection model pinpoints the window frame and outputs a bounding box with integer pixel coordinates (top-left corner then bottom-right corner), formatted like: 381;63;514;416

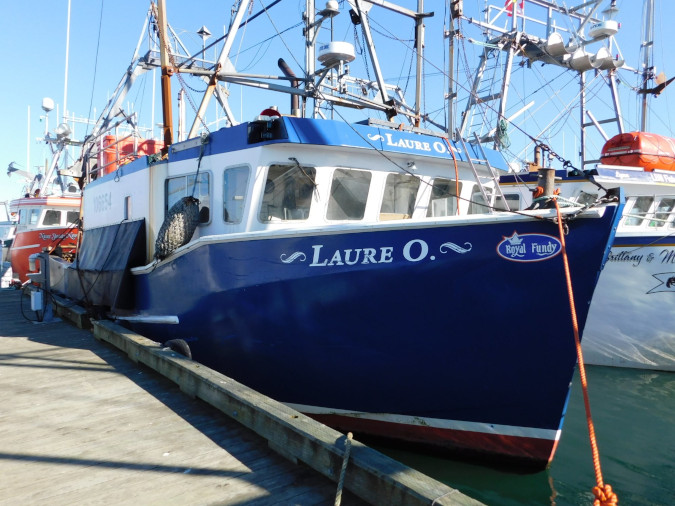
165;171;212;225
41;209;62;227
223;165;251;224
326;167;372;221
426;178;463;217
258;163;317;223
379;172;420;220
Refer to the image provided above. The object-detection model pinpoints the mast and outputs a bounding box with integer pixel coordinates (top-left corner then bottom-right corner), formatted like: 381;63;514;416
188;0;250;138
496;2;520;150
353;0;392;118
305;0;316;118
446;1;462;140
640;0;654;132
414;0;423;127
157;0;174;152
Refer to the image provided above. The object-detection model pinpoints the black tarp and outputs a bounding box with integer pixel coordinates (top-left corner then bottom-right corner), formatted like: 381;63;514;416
66;219;146;310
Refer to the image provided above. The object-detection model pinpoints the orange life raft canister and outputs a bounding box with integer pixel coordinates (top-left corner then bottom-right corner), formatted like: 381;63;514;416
600;131;675;171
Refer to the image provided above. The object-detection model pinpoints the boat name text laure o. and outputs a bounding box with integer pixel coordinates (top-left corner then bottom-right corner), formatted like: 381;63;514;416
369;132;455;154
282;239;475;267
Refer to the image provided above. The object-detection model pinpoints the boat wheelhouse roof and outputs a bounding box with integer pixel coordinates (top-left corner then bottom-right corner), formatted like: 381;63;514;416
10;196;81;209
90;116;508;178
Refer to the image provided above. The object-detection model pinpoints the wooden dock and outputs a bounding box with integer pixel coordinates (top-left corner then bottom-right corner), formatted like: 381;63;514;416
0;287;481;505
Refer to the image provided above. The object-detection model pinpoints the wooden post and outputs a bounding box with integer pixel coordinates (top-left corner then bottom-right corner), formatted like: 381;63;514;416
157;0;173;154
537;167;555;197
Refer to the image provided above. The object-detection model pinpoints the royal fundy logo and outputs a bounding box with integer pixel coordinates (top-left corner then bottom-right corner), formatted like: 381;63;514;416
496;232;561;262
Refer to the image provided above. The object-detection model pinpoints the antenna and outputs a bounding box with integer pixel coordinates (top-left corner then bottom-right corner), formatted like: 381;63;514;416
64;0;72;123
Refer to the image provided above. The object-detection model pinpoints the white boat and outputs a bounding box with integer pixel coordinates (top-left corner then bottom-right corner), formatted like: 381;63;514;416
46;0;624;469
463;0;674;371
501;159;675;371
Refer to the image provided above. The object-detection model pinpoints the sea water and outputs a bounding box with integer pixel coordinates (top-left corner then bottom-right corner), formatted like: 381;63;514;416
377;366;674;505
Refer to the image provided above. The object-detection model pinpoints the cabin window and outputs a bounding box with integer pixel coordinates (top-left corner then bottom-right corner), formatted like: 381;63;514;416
66;211;79;225
165;172;211;224
259;163;316;222
42;210;61;226
494;194;520;212
468;187;517;214
123;197;131;221
624;196;654;226
652;197;675;228
18;209;26;225
469;186;492;214
327;169;371;220
380;173;419;220
223;166;250;224
29;209;40;225
427;178;462;217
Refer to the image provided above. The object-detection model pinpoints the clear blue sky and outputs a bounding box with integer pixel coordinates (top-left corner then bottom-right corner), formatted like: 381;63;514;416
1;0;673;204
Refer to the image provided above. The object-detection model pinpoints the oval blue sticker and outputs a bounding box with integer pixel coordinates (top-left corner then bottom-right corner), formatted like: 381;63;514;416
497;232;562;262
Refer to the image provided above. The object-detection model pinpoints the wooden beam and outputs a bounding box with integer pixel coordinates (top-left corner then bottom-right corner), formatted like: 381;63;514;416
92;319;482;506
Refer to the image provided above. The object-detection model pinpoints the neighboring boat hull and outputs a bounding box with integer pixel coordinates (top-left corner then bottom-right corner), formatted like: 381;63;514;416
119;206;620;468
501;167;675;371
9;196;80;283
10;227;78;283
581;236;675;371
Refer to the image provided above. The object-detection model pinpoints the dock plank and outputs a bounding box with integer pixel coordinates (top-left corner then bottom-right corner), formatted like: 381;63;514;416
0;288;367;505
1;288;482;505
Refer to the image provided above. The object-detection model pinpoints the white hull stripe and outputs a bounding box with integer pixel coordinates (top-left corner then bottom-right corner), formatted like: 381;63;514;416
286;403;560;441
9;244;40;251
114;315;179;324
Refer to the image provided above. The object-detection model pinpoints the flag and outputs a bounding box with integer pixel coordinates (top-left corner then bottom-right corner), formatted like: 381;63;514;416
505;0;524;17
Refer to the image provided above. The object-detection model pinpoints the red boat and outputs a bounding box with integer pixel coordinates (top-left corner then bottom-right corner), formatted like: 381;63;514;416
9;195;80;284
8;130;160;284
600;131;675;171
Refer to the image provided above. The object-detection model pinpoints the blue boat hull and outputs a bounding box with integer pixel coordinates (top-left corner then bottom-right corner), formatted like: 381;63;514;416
122;206;620;468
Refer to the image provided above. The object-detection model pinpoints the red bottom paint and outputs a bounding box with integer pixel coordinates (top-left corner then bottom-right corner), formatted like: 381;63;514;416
308;413;556;469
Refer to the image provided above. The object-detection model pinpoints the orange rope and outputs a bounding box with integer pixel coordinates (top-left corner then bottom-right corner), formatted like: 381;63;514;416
533;186;560;199
443;138;461;215
553;198;618;506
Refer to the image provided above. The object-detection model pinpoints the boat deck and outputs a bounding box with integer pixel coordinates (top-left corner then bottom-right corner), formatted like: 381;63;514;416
0;288;479;505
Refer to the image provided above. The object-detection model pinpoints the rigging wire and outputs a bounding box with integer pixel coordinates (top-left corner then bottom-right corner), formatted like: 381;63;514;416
233;1;253;73
85;0;106;138
354;6;624;170
259;1;304;74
